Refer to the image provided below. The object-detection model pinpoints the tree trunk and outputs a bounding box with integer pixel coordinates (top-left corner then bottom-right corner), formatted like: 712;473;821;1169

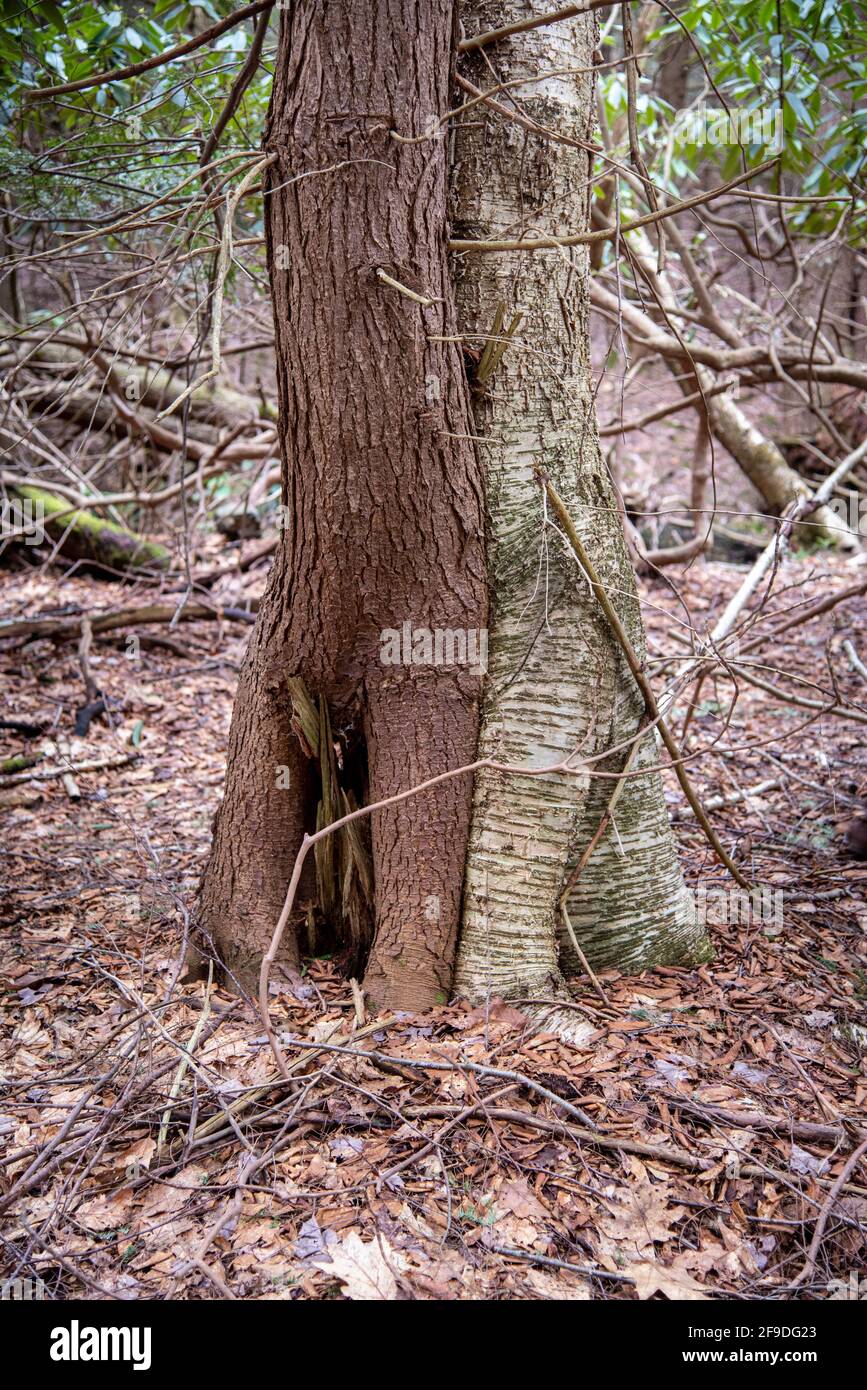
451;0;709;1012
196;0;487;1008
703;383;841;532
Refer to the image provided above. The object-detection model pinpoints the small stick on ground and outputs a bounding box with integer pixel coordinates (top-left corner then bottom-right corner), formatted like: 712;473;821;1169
157;962;214;1157
0;751;140;787
791;1137;867;1288
843;639;867;686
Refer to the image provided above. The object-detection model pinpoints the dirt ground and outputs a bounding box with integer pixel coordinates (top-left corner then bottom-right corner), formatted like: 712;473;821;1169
1;534;866;1301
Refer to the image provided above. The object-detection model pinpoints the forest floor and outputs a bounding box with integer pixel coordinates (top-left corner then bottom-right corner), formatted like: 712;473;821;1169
1;545;866;1301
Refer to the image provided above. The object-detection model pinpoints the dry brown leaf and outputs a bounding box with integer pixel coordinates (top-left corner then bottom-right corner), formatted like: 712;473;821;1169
628;1259;710;1301
319;1232;407;1300
118;1137;156;1172
74;1188;136;1233
524;1268;591;1300
684;1239;759;1281
454;998;528;1035
498;1177;550;1222
488;1213;545;1251
600;1181;685;1255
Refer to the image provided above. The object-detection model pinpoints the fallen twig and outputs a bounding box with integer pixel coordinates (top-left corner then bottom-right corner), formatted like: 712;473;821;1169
790;1137;867;1288
157;964;214;1158
0;751;139;787
273;1036;599;1131
664;1095;865;1147
670;778;780;821
0;601;258;644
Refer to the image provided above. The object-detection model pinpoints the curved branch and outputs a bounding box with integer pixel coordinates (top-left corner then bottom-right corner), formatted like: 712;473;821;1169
24;2;275;102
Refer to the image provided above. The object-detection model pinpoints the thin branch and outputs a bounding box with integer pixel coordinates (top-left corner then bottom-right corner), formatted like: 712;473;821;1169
790;1138;867;1288
539;471;751;889
458;1;616;53
153;155;276;422
711;436;867;643
199;8;271;170
24;1;275;102
448;158;778;252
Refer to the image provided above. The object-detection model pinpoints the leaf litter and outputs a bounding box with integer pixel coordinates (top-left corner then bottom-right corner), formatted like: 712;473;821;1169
1;555;866;1301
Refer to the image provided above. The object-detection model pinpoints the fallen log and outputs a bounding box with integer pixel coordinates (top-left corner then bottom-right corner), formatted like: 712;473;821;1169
0;752;42;775
8;484;170;573
670;778;781;821
6;336;274;429
0;717;49;736
0;599;258;643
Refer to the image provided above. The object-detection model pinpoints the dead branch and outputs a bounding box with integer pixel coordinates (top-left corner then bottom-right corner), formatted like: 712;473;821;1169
0;602;258;644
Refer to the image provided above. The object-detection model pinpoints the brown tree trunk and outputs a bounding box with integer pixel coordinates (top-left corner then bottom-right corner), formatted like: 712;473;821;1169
196;0;486;1009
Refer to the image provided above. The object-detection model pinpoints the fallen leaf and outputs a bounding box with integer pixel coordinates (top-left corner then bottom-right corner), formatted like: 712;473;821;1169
600;1181;685;1255
524;1267;591;1300
318;1232;407;1300
628;1259;710;1301
75;1188;136;1233
498;1177;549;1222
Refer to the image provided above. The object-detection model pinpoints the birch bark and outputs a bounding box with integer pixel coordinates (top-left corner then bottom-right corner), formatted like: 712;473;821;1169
451;1;710;1013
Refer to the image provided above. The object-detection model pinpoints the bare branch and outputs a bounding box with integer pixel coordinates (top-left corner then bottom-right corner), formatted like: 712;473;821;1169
449;157;778;252
24;1;275;103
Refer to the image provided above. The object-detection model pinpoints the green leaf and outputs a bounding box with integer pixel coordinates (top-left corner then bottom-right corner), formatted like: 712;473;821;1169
785;89;815;128
35;0;64;27
44;47;66;76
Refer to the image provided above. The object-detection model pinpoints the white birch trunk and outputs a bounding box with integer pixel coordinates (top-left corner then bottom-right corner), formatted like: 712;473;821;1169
450;1;710;1011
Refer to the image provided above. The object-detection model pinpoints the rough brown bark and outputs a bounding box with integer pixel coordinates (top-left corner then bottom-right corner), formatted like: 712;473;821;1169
196;0;486;1008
